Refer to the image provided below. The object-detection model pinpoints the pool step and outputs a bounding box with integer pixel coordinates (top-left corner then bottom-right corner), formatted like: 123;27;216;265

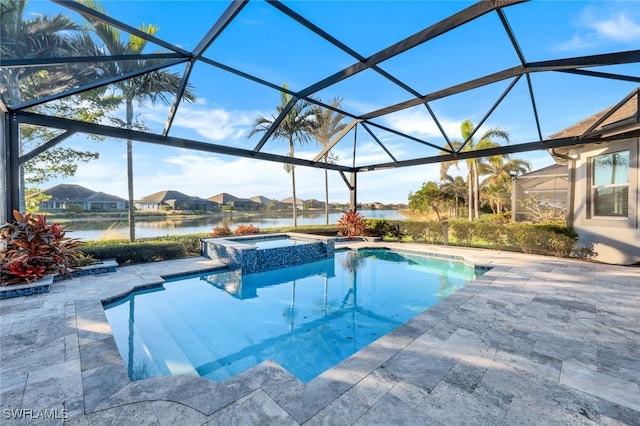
132;302;199;377
148;299;220;370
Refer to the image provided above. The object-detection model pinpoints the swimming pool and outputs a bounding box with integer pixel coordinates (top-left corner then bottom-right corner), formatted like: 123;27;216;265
103;249;481;383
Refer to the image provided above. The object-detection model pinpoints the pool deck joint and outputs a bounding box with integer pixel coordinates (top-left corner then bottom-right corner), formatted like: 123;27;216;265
1;243;639;425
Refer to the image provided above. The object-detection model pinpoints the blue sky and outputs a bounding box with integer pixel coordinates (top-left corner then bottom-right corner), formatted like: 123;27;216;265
27;0;640;203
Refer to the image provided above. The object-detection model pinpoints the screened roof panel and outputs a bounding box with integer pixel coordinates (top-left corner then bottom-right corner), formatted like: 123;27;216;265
313;67;418;117
201;0;357;92
528;71;638;138
2;0;639;176
376;10;521;96
166;60;282;150
285;1;475;58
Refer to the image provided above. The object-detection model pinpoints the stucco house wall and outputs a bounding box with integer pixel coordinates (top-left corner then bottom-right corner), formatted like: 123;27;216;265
561;138;639;265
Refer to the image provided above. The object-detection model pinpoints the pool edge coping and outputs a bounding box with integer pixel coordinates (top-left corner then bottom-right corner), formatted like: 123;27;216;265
78;243;500;423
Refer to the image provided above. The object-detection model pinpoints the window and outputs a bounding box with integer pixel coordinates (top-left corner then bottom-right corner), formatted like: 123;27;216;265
591;151;629;217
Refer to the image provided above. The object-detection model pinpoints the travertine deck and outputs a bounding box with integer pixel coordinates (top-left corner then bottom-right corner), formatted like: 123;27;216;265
1;243;639;425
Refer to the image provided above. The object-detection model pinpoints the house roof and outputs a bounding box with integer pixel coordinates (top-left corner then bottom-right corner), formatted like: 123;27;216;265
30;183;95;201
86;191;127;203
250;196;274;204
28;184;125;202
208;193;240;204
549;88;640;140
281;197;304;205
137;190;195;204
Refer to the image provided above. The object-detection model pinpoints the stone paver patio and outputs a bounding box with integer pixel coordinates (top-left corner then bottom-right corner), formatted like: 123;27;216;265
1;242;639;425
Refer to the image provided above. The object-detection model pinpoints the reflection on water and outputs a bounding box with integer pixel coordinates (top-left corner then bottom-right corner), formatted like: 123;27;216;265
65;210;406;240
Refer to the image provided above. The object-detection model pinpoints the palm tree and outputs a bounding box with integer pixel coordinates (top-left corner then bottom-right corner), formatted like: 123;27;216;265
1;0;110;212
249;85;318;227
481;156;530;214
312;98;346;224
80;0;196;241
440;174;467;218
1;0;88;102
440;119;509;221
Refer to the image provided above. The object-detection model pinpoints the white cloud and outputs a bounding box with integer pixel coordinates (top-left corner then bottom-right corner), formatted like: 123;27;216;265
381;108;461;140
556;5;640;51
589;12;640;42
554;34;596;52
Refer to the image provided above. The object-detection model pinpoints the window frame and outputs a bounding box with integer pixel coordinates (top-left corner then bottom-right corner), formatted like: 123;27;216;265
589;150;630;219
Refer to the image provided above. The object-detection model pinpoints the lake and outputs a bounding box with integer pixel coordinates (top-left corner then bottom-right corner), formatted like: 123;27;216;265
65;210;407;241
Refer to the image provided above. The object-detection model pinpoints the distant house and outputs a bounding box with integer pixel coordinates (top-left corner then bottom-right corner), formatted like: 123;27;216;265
27;184;127;212
303;198;326;209
250;195;286;211
208;193;258;210
136;190;217;212
281;196;304;210
524;88;639;265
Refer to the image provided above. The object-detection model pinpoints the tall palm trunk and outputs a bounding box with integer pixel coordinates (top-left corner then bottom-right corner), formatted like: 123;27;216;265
467;170;473;221
473;161;480;220
324;154;329;225
126;97;136;241
289;137;298;227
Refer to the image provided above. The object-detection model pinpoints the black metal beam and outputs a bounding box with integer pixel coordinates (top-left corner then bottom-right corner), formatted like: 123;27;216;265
354;134;630;172
53;0;191;56
579;88;639;139
362;66;522;119
362;50;640;120
558;69;640;84
360;123;398;163
15;111;354;173
192;0;248;59
526;50;640;72
252;96;298;152
295;0;527;99
163;61;194;137
8;58;187;112
457;75;521;153
363;120;452;153
0;53;186;68
18;130;76;165
312;119;359;162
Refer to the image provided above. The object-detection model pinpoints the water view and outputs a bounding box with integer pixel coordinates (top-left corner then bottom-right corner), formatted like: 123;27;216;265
64;210;406;240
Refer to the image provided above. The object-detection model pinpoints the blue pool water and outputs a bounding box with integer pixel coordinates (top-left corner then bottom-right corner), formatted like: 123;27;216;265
239;236;312;250
104;249;480;383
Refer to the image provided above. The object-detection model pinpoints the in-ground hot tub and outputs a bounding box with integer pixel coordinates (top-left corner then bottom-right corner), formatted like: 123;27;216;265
201;233;336;274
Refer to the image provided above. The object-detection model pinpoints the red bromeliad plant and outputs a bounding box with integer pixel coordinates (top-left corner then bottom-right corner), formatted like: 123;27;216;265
337;210;366;239
211;225;232;237
234;224;259;235
1;210;85;285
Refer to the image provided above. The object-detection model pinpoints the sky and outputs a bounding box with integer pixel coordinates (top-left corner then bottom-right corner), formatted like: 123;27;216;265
22;0;640;204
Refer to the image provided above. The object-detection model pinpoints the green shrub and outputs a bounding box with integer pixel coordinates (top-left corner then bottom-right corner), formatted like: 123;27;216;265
399;221;428;241
450;220;474;246
475;219;507;250
423;221;444;244
364;219;404;240
506;222;578;256
80;241;187;265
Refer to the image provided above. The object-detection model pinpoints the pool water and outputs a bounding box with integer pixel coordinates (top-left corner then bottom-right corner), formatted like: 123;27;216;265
240;236;312;250
104;249;480;383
